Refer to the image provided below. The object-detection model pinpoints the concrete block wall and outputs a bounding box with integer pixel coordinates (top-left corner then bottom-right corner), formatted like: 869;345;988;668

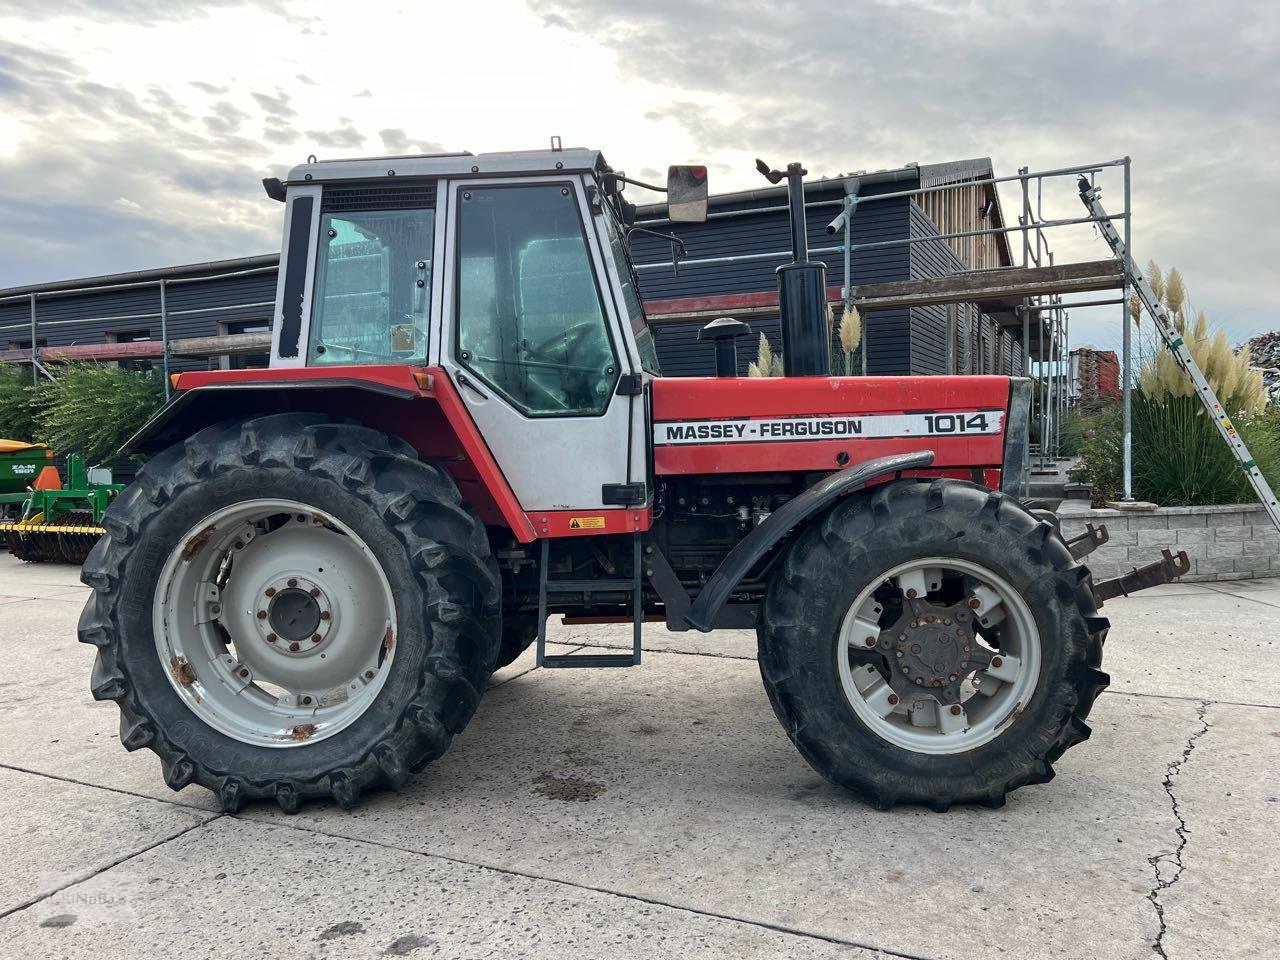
1056;503;1279;582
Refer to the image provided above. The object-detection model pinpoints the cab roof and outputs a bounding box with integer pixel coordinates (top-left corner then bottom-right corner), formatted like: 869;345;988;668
285;147;607;185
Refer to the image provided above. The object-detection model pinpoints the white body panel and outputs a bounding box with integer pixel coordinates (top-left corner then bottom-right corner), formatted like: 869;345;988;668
435;175;644;512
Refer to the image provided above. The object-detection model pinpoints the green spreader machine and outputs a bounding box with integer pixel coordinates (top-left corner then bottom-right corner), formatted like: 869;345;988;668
0;443;124;564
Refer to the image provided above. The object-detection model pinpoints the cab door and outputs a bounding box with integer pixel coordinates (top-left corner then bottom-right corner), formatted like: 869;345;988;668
437;176;644;513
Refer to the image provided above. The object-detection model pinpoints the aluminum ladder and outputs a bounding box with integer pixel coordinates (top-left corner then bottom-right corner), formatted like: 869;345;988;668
1077;177;1280;534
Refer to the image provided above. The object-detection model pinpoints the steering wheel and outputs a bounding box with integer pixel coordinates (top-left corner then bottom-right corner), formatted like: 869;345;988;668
523;321;600;365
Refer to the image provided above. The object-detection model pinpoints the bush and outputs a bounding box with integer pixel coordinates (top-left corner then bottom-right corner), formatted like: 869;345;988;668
1076;393;1280;506
0;364;42;442
34;364;165;465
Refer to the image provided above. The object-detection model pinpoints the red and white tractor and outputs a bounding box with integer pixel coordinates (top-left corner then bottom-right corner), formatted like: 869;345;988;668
79;147;1173;813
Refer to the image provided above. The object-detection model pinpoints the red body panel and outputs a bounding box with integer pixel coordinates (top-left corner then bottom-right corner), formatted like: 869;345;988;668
175;365;538;542
651;376;1012;477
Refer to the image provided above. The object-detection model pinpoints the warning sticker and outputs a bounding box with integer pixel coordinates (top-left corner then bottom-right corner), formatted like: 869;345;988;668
652;410;1004;446
568;516;607;529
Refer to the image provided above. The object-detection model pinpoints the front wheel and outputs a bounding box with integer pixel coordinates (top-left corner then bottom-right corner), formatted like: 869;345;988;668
757;479;1109;810
79;415;501;813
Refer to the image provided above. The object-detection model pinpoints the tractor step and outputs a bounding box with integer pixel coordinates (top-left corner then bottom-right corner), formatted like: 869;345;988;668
535;534;642;669
1093;548;1191;604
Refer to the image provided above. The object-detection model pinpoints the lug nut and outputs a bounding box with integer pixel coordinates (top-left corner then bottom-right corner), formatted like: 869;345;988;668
266;633;277;643
310;588;320;598
301;696;312;705
257;610;267;619
320;611;331;621
289;642;300;652
968;597;981;609
287;578;298;588
311;633;321;643
950;704;962;716
865;636;876;647
906;588;918;599
887;693;900;706
265;587;276;597
364;670;374;680
238;668;249;678
992;656;1003;668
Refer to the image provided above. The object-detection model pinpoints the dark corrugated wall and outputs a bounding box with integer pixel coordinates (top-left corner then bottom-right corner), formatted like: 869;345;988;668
631;181;915;375
0;266;276;372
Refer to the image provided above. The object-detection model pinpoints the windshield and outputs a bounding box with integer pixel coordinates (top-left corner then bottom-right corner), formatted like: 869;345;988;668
308;207;435;365
601;198;660;375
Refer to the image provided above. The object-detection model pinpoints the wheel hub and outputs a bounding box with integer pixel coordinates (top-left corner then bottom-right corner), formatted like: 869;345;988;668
884;599;991;704
252;575;335;656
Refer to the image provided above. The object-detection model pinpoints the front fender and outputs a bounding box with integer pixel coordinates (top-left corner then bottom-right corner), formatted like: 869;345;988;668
682;450;935;632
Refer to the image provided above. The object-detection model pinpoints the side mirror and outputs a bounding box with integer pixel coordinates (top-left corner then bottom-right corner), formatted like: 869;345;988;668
667;165;708;223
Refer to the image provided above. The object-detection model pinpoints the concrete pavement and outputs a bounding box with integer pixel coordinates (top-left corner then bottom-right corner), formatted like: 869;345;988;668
0;554;1275;959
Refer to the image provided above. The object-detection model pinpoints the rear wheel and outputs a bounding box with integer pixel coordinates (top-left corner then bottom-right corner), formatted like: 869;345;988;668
79;414;501;812
757;478;1109;810
495;613;540;670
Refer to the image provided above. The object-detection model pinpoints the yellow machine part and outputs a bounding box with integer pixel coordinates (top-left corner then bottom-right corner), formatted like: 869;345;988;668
2;511;105;564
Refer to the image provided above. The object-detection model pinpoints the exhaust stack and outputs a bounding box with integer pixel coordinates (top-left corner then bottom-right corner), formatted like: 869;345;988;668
756;159;829;377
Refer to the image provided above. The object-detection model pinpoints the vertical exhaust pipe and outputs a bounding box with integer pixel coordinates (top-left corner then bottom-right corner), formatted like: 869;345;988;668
757;159;830;377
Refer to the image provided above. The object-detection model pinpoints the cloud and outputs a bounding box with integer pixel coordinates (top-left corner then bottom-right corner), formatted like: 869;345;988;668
530;0;1280;346
378;128;446;156
305;121;365;150
251;90;297;120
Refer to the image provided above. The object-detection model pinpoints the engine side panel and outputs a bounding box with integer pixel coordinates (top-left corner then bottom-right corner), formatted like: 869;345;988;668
651;375;1012;477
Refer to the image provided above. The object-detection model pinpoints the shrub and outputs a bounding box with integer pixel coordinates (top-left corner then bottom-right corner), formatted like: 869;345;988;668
34;363;165;465
0;364;42;442
1076;393;1280;506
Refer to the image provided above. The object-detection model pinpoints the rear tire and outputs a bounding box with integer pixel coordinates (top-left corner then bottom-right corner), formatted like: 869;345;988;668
757;478;1109;810
495;613;540;670
79;414;501;812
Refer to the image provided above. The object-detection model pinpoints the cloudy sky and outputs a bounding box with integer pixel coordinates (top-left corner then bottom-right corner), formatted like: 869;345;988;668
1;0;1276;352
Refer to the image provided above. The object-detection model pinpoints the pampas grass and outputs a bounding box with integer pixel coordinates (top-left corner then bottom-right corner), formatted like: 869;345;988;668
747;332;784;378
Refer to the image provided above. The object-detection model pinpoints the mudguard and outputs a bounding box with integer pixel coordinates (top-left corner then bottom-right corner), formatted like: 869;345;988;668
682;449;935;632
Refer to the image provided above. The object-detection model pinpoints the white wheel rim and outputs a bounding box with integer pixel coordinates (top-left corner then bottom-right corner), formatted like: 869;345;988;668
836;556;1041;755
153;499;397;748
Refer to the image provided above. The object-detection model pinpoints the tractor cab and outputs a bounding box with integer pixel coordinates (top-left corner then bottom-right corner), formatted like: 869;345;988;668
255;147;705;513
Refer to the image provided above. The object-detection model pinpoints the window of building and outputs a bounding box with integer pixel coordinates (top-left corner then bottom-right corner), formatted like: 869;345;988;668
221;320;271;370
106;328;153;372
455;184;618;416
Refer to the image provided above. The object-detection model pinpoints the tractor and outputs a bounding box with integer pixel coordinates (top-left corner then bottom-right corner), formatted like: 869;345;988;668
78;146;1180;814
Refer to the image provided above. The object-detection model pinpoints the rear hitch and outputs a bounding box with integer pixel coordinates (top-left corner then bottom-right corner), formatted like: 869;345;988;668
1066;522;1109;560
1093;548;1192;604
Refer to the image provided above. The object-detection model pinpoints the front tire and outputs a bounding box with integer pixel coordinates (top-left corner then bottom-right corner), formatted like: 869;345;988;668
757;478;1109;810
78;414;501;812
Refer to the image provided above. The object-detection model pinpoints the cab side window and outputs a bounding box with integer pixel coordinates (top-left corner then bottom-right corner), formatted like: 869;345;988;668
455;185;618;416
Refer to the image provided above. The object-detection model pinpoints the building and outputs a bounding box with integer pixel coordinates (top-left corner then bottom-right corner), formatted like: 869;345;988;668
0;156;1028;378
1068;347;1120;406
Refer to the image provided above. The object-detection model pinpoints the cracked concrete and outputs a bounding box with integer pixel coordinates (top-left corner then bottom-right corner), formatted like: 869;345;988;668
0;557;1275;958
1144;700;1211;959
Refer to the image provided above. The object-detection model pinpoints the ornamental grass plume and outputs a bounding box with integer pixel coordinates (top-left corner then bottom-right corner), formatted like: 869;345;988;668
1147;260;1165;301
748;332;784;377
1137;269;1266;416
838;304;862;355
1164;267;1187;325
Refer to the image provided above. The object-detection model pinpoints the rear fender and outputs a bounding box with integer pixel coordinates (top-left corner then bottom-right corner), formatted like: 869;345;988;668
120;366;535;539
682;450;935;632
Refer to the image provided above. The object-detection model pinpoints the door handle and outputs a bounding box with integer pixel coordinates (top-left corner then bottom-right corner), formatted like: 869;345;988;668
454;371;488;400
